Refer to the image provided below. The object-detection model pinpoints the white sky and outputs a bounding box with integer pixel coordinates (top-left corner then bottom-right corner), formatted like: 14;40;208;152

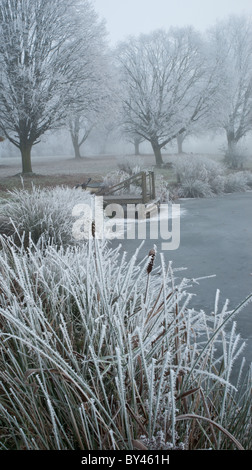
94;0;252;45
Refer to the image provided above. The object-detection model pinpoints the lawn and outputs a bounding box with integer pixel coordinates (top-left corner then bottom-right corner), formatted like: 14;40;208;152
0;151;232;198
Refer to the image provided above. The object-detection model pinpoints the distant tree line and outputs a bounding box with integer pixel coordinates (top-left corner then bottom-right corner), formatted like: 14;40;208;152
0;0;251;173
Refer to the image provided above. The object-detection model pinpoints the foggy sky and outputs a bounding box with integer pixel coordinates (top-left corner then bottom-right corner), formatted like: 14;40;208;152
94;0;252;45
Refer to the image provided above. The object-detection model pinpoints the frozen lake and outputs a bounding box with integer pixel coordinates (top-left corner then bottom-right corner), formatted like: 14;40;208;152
111;192;252;380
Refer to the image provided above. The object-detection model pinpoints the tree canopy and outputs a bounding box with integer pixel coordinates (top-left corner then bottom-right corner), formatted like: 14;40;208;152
0;0;107;172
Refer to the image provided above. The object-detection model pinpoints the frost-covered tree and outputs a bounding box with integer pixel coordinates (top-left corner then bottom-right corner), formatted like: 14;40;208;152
67;14;112;159
68;74;119;158
175;114;210;154
116;28;219;166
130;134;145;156
94;106;122;155
69;113;95;159
0;0;105;173
208;16;252;168
81;67;123;156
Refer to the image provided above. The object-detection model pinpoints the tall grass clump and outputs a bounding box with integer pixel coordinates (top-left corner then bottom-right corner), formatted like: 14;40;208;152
223;172;250;193
173;155;226;198
0;185;93;247
0;233;251;450
172;155;252;198
223;143;247;169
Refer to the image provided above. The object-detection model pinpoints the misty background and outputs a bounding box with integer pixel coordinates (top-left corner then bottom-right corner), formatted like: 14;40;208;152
1;0;252;161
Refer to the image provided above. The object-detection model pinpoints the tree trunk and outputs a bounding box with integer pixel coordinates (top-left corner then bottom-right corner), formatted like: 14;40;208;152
151;139;163;166
74;140;82;159
177;134;184;154
99;135;108;155
134;138;141;155
226;131;239;169
20;144;33;174
134;141;140;155
70;132;82;159
227;131;235;153
70;116;83;159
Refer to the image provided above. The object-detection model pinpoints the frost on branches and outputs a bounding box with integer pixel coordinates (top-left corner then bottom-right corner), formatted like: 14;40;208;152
0;0;107;173
116;28;220;166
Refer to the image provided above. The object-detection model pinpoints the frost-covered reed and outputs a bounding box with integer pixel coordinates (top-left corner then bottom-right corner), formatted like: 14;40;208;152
0;185;93;247
172;155;252;198
0;231;251;450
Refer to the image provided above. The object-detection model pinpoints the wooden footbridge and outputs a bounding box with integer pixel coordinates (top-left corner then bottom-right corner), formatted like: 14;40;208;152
84;171;158;208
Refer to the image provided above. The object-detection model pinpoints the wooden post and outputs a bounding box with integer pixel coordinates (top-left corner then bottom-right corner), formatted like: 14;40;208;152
151;171;156;199
142;172;147;203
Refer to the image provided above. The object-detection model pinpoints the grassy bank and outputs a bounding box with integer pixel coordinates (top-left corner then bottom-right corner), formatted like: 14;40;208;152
0;186;251;450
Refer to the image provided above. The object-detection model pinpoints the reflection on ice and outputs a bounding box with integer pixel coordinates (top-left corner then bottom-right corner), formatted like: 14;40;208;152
105;204;186;250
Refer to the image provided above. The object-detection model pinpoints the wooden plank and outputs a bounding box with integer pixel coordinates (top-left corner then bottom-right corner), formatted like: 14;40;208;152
103;195;143;205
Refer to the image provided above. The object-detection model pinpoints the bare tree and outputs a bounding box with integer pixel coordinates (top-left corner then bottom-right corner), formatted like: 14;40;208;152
81;67;123;156
208;16;252;168
175;116;210;153
132;135;145;156
66;11;112;159
69;114;95;159
0;0;104;173
176;131;190;154
116;28;219;166
95;113;121;155
69;85;122;157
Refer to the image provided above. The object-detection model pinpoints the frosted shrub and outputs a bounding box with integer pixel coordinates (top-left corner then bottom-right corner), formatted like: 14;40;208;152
103;170;142;195
224;172;249;193
224;144;247;169
178;179;213;198
210;174;226;194
0;236;251;450
173;155;225;198
117;156;146;175
0;185;93;246
103;169;129;189
243;171;252;188
155;174;170;202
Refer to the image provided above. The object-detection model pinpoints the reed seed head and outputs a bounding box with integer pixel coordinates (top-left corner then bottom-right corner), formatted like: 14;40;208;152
91;221;95;238
147;248;156;274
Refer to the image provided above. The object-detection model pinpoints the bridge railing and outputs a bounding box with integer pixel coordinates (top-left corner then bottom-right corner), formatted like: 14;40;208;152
103;170;156;204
